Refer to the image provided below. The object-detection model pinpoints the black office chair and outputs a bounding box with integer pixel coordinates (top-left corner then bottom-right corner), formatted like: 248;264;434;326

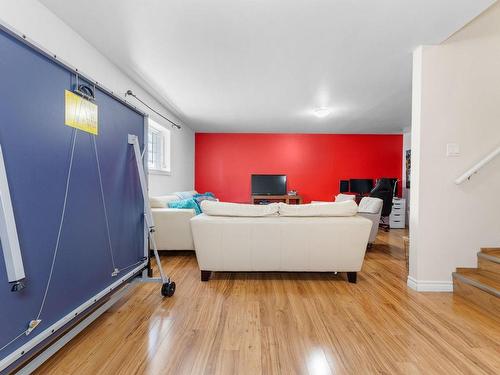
369;178;394;231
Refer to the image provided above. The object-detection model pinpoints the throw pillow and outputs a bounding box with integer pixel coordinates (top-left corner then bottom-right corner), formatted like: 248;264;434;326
193;192;216;199
168;198;201;215
193;192;217;212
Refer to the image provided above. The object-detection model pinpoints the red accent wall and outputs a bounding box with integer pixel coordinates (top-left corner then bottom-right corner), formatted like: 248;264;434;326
195;133;403;203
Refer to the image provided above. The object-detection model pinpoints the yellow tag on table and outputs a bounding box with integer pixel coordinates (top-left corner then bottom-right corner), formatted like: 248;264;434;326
65;90;98;135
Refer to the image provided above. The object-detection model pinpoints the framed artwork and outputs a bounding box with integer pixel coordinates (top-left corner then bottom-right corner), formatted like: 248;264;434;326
405;149;411;189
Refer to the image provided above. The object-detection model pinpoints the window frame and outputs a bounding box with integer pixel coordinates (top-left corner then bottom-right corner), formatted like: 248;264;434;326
147;119;171;176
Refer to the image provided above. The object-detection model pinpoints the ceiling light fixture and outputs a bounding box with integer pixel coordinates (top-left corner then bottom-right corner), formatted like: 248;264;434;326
313;107;331;118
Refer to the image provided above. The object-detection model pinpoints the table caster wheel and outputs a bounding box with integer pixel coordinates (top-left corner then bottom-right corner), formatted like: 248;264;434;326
161;281;176;297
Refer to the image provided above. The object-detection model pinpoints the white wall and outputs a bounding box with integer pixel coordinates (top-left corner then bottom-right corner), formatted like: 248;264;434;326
409;2;500;291
148;127;195;195
0;0;194;196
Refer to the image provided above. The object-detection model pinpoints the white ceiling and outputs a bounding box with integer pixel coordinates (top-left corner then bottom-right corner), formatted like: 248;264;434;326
40;0;495;133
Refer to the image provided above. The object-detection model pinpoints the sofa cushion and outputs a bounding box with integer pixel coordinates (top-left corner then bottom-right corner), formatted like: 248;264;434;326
335;193;356;202
174;190;198;199
201;201;279;217
278;201;358;217
149;194;180;208
358;197;383;214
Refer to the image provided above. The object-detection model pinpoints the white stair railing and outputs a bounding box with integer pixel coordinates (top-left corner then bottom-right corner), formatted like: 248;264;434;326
455;145;500;184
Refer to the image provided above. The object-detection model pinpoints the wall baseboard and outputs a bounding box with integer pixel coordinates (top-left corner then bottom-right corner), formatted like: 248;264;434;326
407;276;453;292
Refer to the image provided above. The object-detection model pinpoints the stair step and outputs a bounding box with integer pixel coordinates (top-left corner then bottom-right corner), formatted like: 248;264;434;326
477;248;499;281
481;247;500;262
481;247;500;255
477;253;500;281
480;248;500;260
453;270;500;318
454;269;500;295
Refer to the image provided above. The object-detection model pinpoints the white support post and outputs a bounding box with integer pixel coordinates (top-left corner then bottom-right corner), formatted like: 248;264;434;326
0;144;26;291
128;134;169;285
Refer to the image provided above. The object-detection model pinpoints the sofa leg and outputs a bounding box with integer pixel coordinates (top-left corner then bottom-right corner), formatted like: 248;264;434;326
201;270;212;282
347;272;357;283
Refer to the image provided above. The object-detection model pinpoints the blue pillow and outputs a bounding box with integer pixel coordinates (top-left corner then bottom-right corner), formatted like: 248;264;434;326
194;196;217;211
168;198;201;215
193;192;217;213
193;192;216;199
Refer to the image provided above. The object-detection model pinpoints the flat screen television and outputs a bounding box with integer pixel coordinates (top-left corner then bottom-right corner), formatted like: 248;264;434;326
349;179;373;195
251;174;287;195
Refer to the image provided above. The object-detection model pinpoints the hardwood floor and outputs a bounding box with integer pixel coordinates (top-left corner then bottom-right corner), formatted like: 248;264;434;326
35;229;500;375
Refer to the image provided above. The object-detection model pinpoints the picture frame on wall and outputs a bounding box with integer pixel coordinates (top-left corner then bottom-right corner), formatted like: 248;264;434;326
405;149;411;189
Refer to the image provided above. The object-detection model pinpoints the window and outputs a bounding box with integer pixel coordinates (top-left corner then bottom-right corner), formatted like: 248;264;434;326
147;120;171;174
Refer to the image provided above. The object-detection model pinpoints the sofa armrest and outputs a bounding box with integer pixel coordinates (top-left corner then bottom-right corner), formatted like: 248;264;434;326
150;208;196;250
357;212;381;244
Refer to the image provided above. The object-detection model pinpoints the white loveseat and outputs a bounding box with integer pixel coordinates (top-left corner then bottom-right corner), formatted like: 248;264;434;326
357;197;383;246
149;192;198;251
191;201;372;283
313;196;383;246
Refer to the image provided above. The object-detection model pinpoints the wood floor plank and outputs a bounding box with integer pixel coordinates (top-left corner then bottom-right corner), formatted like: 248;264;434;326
33;229;500;375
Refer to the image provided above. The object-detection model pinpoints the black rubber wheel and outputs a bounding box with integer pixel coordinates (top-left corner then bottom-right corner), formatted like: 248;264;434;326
161;281;176;297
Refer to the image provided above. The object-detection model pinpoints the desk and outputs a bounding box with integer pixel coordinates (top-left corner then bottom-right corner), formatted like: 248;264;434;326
252;195;302;205
390;198;406;229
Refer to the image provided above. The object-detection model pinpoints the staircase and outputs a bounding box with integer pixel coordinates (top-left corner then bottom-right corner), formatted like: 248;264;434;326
452;248;500;317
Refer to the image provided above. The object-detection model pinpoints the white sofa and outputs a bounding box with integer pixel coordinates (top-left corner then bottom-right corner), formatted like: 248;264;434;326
357;197;383;246
191;201;372;283
149;192;198;251
314;195;383;247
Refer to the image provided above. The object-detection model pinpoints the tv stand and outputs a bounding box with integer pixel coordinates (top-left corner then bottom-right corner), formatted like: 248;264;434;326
252;194;302;205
